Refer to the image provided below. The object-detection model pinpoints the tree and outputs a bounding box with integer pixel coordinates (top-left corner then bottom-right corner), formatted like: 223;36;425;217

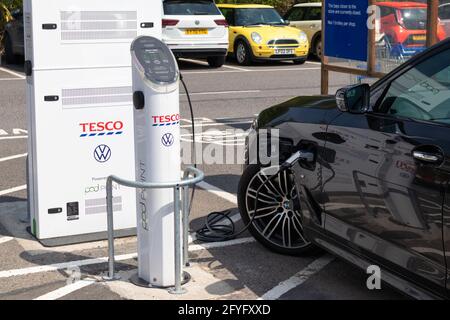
1;0;22;54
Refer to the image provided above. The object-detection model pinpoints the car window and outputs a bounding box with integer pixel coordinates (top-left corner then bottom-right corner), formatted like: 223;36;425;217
220;8;235;26
440;5;450;20
377;48;450;124
379;6;394;17
304;7;321;21
286;8;305;21
235;8;285;26
163;0;221;16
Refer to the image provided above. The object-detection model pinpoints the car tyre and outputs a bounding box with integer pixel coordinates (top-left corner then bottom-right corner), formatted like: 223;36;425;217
238;164;317;256
235;40;252;66
207;56;226;68
293;59;306;65
313;36;322;59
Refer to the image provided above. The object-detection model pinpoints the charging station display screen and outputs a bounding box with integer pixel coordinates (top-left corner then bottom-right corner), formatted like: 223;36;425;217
132;37;178;85
143;49;165;63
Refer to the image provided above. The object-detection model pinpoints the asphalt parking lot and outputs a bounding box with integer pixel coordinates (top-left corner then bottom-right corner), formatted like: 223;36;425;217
0;57;408;300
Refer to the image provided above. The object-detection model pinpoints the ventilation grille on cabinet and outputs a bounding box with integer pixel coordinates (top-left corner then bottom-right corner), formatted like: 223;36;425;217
62;86;132;109
60;11;138;42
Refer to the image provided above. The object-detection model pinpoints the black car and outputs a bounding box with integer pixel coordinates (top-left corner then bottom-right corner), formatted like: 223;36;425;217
2;9;24;64
238;38;450;299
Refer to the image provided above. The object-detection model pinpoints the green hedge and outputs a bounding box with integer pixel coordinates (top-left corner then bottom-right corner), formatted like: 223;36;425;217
1;0;21;52
215;0;321;14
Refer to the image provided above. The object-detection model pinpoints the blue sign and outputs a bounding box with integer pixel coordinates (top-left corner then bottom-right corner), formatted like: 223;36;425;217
324;0;368;61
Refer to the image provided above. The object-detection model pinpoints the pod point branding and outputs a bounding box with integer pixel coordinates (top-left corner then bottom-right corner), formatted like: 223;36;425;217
94;144;112;163
162;133;175;147
80;121;124;138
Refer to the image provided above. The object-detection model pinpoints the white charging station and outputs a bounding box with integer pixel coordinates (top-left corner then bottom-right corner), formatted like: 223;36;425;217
131;36;181;287
24;0;162;245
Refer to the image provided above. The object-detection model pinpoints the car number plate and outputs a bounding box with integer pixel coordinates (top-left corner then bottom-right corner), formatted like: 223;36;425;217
185;29;208;35
274;48;294;55
412;35;426;41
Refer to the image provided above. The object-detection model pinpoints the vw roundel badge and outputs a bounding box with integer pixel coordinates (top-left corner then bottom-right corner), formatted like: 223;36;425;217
94;144;112;163
161;133;174;147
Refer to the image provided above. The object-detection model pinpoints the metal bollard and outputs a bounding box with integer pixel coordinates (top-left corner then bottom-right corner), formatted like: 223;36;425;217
104;167;204;292
182;185;190;267
169;186;186;294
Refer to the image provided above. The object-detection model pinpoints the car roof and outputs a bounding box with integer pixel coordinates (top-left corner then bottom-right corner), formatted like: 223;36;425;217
376;2;427;8
293;3;322;8
217;4;274;9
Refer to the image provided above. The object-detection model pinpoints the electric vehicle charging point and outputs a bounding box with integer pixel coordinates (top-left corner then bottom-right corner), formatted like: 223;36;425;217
103;36;205;294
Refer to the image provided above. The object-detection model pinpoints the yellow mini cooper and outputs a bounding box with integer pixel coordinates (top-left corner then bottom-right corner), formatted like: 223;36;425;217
218;4;309;65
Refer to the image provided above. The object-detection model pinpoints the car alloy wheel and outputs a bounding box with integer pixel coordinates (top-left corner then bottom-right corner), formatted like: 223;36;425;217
239;165;313;255
236;42;249;65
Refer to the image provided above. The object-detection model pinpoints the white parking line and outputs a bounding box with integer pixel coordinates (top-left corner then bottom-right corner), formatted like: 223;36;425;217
0;236;14;244
0;136;28;141
0;237;253;279
258;255;335;300
0;67;25;79
189;237;255;251
0;185;27;197
183;67;320;75
197;181;237;205
34;279;96;300
222;64;250;72
182;89;261;96
0;153;27;163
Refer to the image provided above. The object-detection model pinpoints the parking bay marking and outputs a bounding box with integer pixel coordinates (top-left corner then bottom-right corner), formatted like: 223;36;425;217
258;254;335;300
183;67;320;75
33;279;97;300
0;238;255;279
0;185;27;197
0;153;27;163
0;67;26;79
0;236;14;245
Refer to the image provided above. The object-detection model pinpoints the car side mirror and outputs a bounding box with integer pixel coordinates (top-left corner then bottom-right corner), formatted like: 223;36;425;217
335;84;370;114
284;19;290;25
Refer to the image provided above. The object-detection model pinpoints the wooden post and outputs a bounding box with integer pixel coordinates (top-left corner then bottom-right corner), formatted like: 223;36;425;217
320;0;328;95
367;0;376;75
426;0;439;47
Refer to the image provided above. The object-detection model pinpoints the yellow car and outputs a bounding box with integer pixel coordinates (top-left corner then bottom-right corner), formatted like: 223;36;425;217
217;4;309;65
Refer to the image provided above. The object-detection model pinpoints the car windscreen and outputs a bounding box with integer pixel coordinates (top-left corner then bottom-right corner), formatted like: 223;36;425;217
235;8;285;26
163;0;221;15
400;8;427;30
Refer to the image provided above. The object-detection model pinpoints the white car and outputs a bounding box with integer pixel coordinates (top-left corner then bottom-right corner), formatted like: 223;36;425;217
284;2;322;57
162;0;229;68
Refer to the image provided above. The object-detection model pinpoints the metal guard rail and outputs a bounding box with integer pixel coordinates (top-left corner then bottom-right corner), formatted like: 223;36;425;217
104;166;204;294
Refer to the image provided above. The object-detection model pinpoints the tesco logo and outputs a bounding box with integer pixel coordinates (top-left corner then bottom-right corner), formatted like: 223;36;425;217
79;121;124;138
152;114;180;127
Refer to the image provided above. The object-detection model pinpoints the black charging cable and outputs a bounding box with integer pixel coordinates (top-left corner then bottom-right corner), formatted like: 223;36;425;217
180;73;199;218
195;151;312;242
180;71;313;244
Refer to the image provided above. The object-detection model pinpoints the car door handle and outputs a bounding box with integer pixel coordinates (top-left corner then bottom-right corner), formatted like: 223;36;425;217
413;151;443;164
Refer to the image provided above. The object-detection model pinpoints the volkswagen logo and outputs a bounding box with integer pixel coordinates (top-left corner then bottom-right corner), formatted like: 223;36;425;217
94;144;112;163
195;20;200;25
161;133;174;147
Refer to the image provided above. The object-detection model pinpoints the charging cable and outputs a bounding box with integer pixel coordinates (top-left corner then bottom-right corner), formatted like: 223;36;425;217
195;151;313;242
180;71;314;244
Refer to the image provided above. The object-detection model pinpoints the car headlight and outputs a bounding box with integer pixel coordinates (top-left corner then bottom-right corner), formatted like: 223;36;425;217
299;31;308;43
251;32;263;44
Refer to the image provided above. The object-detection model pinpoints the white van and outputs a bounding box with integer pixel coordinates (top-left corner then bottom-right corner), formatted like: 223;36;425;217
162;0;229;68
